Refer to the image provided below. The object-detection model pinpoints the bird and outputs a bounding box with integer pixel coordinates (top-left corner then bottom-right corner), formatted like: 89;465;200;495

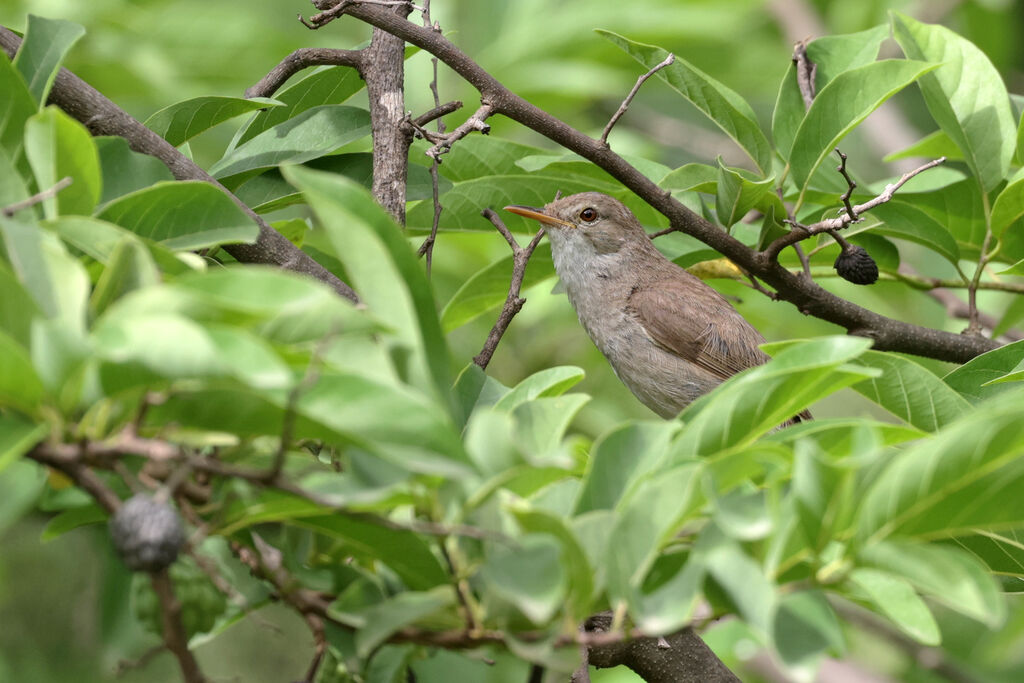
505;192;805;421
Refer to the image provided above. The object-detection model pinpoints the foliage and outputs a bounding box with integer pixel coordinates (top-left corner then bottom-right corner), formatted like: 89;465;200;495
3;3;1024;683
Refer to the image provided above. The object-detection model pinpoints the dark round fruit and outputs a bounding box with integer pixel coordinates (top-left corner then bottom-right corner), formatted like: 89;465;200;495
834;244;879;285
109;494;185;572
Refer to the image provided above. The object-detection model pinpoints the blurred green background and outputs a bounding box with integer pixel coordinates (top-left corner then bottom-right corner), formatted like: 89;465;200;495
2;1;1023;681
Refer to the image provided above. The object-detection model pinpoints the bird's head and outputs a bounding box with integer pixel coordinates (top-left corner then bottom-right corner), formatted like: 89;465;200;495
505;192;646;255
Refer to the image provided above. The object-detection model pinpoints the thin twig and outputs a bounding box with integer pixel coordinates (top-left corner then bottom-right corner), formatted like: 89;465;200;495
763;157;947;260
418;2;446;277
152;570;208;683
834;148;858;221
792;38;817;109
425;103;494;162
474;209;545;369
2;176;72;217
244;48;364;98
601;53;674;145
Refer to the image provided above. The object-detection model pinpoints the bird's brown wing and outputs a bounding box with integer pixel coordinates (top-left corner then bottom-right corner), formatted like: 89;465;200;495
627;277;770;381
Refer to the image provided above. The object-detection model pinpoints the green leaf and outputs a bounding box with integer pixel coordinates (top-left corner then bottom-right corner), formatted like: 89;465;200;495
0;217;88;333
0;51;37;161
673;337;877;457
0;261;39;348
606;464;700;602
338;588;453;659
210;105;371;178
771;591;844;668
884;129;964;162
235;65;371;147
97;181;259;250
45;215;192;277
511;507;594;620
0;414;47;473
772;25;890;161
88;237;160;318
715;160;774;228
898;179;986;258
12;15;84;106
440;244;554;333
598;30;772;174
859;540;1004;627
41;503;107;541
575;421;679;514
944;340;1024;403
283;166;453;414
789;60;937;201
846;568;940;645
493;366;585;412
703;531;776;635
23;107;102;218
296;515;449;591
659;163;718;193
482;535;565;624
0;145;30;215
852;351;971;431
95;137;175;205
859;391;1024;541
990;166;1024;237
891;12;1016;192
145;96;283;146
868;201;961;266
951;531;1024;579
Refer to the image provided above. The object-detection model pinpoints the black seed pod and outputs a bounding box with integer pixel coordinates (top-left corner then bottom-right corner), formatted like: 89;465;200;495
109;494;185;572
834;244;878;285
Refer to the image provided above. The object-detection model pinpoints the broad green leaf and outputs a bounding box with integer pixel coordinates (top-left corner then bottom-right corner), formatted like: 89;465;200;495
493;366;585;412
599;30;772;174
88;237;160;318
340;589;454;658
293;515;449;590
868;202;961;266
659;163;718;193
789;60;937;201
145;96;283;146
283;166;453;414
0;218;88;334
990;166;1024;237
429;136;547;182
884;129;963;162
95;137;174;205
0;414;47;473
0;51;36;161
575;421;678;514
951;531;1024;579
772;25;890;161
792;440;853;551
0;460;46;536
859;540;1004;626
45;215;194;275
898;179;986;258
944;340;1024;403
860;391;1024;541
0;262;39;347
772;591;844;668
482;535;565;624
606;464;700;602
846;568;940;645
632;552;703;635
210;105;371;178
0;145;30;214
511;507;594;619
673;337;877;457
713;488;772;541
12;15;84;105
24;107;101;218
512;394;590;466
703;532;776;635
97;181;259;250
40;503;106;541
440;244;554;332
852;351;971;431
892;12;1015;192
236;65;371;146
715;160;773;228
232;153;451;214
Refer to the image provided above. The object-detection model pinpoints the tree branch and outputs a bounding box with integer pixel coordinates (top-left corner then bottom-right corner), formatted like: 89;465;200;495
0;25;358;303
601;53;674;145
325;2;997;363
245;47;364;98
152;570;209;683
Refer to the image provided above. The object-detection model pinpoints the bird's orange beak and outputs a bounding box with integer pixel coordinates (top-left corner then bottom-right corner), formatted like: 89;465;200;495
504;205;575;228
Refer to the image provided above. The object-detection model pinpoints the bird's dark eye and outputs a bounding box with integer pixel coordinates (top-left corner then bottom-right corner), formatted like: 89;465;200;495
579;207;597;222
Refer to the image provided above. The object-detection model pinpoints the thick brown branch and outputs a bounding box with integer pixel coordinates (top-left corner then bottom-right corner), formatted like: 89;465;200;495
329;3;998;362
245;47;364;98
792;38;817;109
0;25;358;303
